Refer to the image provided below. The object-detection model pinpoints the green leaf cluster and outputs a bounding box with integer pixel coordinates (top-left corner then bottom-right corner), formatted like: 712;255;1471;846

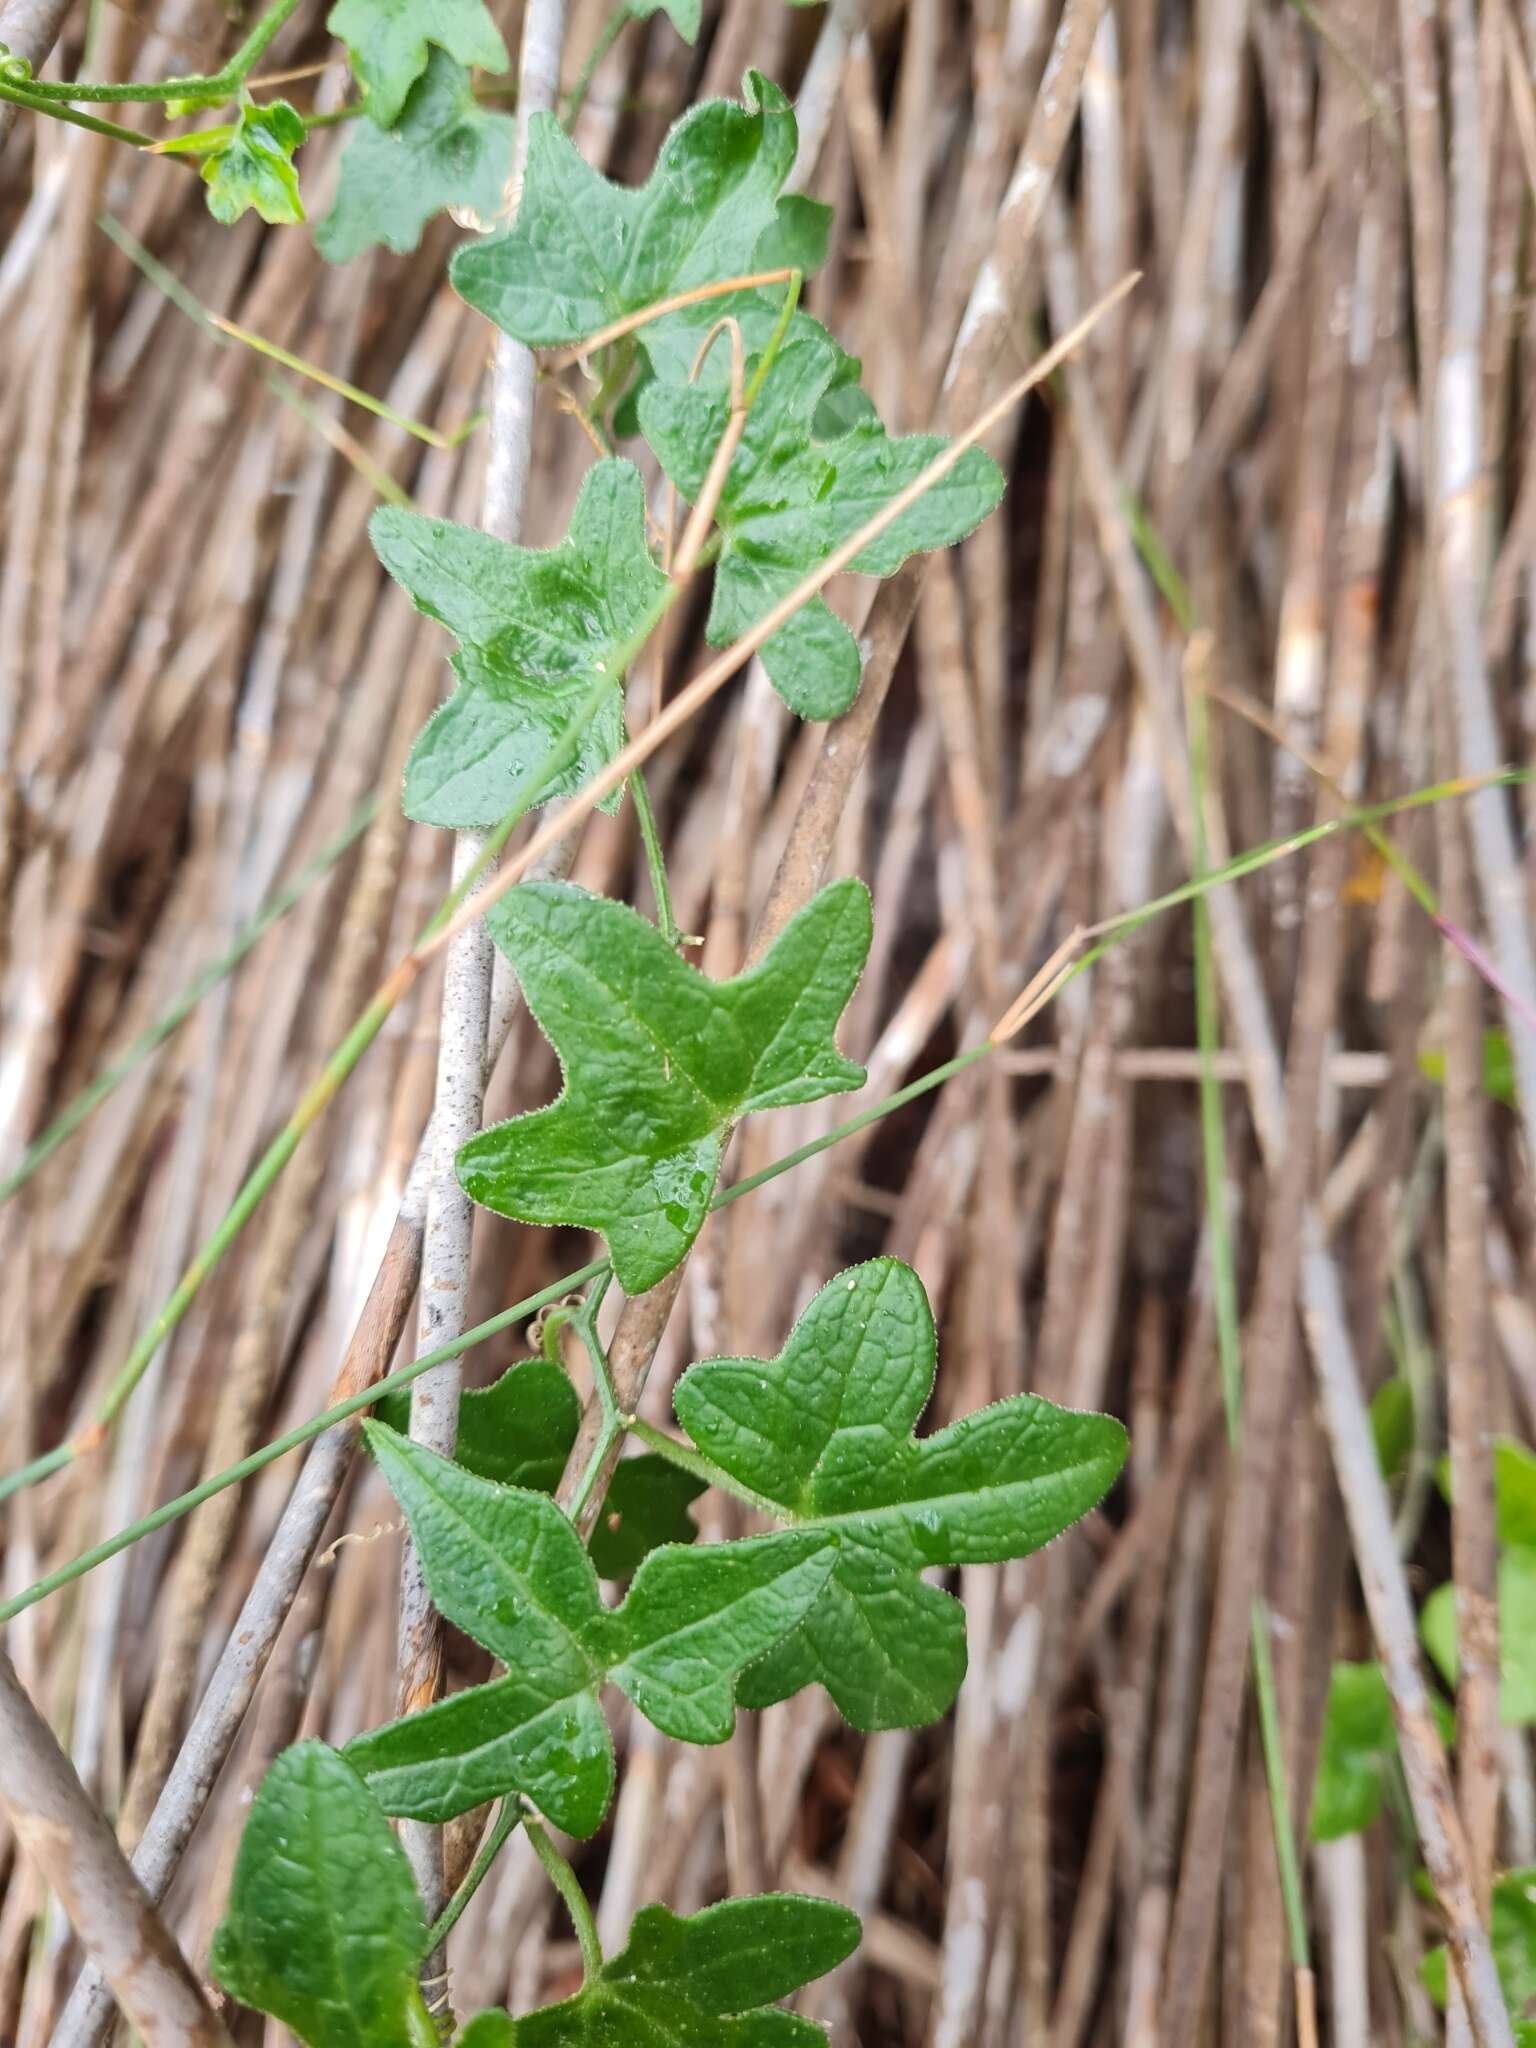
375;1356;701;1577
345;1420;838;1833
673;1258;1128;1727
211;1743;854;2048
351;1259;1124;1837
463;1895;859;2044
456;877;872;1294
440;70;1001;721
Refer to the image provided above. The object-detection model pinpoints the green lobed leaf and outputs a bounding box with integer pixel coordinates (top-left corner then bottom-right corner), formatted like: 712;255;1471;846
457;878;870;1294
327;0;507;128
1421;1546;1536;1724
449;71;796;362
589;1452;705;1580
1310;1662;1395;1840
209;1742;430;2048
316;50;515;261
374;1362;698;1577
672;1259;1128;1729
201;99;306;226
345;1425;836;1832
638;324;1004;717
374;1356;579;1493
503;1896;860;2044
370;460;667;829
628;0;703;41
1423;1866;1536;2025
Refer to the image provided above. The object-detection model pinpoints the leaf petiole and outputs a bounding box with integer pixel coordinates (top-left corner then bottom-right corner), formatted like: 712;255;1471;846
624;1419;787;1525
523;1813;603;1980
424;1798;521;1956
628;769;681;948
566;1281;625;1527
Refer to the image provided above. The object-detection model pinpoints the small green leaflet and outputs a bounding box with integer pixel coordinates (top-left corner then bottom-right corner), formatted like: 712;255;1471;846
1310;1662;1395;1840
370;460;667;829
673;1259;1128;1729
1421;1548;1536;1724
345;1424;836;1835
201;99;305;226
457;878;871;1294
327;0;507;129
374;1362;700;1574
1423;1866;1536;2040
628;0;703;41
640;324;1004;717
375;1356;578;1493
210;1743;432;2048
316;51;514;262
592;1453;705;1579
466;1896;860;2045
449;70;796;366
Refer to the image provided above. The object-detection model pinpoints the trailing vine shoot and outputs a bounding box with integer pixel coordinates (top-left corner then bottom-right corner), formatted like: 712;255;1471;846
1;3;1532;2047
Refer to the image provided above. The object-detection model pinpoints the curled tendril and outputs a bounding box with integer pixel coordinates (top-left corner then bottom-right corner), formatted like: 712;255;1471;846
0;52;36;84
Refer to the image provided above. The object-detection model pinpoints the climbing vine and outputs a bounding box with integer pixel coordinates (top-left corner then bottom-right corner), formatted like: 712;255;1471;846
3;16;1127;2041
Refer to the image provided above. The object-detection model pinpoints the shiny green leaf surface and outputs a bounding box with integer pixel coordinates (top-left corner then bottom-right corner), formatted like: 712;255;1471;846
374;1356;579;1494
209;1743;429;2048
673;1260;1127;1728
346;1426;836;1833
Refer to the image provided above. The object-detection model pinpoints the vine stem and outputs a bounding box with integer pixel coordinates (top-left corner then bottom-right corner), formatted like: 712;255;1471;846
10;0;301;103
0;78;164;142
396;0;568;1950
524;1814;603;1980
419;274;1140;974
1;282;1126;1511
0;761;1509;1625
424;1799;521;1956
